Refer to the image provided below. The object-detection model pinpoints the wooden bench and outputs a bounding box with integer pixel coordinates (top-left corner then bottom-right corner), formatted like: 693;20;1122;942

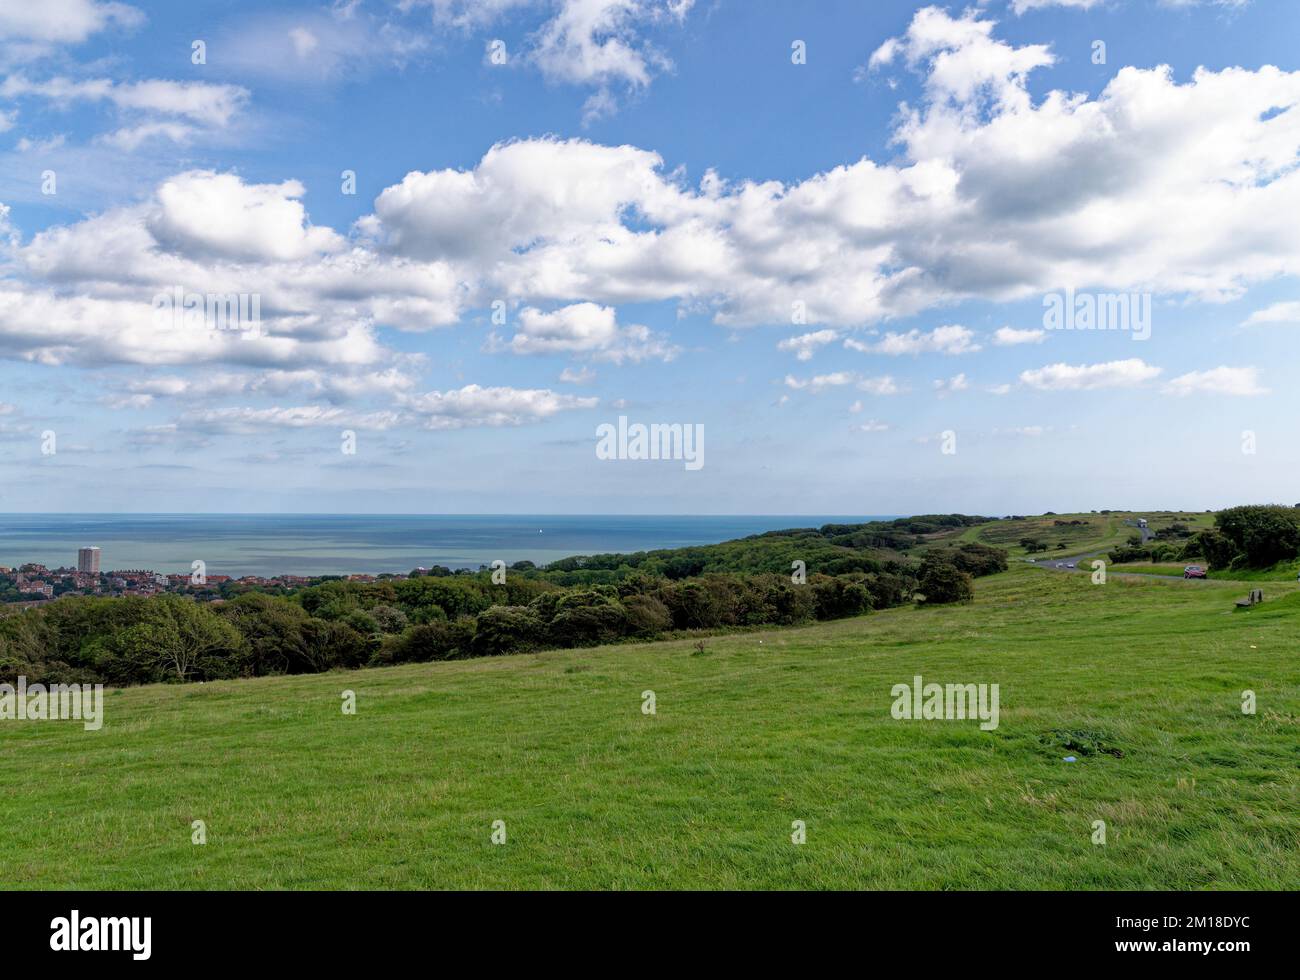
1235;589;1263;608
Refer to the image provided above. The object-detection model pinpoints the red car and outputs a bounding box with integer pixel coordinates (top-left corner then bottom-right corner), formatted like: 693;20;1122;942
1184;565;1207;579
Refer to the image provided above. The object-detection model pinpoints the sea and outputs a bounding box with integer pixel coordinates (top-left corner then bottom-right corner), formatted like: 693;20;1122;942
0;514;892;578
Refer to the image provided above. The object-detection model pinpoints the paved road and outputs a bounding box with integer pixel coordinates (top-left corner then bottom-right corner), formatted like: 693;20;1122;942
1027;519;1192;580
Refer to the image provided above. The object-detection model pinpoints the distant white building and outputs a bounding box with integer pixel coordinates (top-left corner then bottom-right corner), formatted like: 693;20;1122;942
77;547;101;574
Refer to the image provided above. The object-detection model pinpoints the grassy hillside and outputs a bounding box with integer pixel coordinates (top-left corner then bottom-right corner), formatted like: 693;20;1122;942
2;565;1296;890
962;511;1214;557
1110;560;1300;582
533;513;991;581
960;512;1123;554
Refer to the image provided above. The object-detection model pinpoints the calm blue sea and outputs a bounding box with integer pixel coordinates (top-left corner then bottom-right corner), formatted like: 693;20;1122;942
0;515;892;577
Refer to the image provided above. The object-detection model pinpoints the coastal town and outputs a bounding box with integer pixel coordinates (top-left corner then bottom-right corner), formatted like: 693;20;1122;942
0;545;433;608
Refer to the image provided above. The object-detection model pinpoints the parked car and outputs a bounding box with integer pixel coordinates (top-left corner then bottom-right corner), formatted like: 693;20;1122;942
1184;565;1207;579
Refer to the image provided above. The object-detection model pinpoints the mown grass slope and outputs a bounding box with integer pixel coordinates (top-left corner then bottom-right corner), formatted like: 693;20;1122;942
2;566;1296;890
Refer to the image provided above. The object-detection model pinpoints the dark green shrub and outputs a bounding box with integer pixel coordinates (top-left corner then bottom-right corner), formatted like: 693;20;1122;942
917;556;974;606
810;576;874;619
472;606;544;657
549;602;628;647
623;594;673;636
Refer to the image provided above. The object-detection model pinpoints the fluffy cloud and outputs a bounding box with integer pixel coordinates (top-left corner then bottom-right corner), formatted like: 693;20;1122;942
1162;366;1267;396
12;6;1300;338
1242;300;1300;326
97;121;195;150
1019;358;1162;390
0;286;394;369
783;371;855;393
310;4;1300;329
993;326;1045;345
857;375;907;396
0;0;142;45
845;325;981;356
416;0;693;119
6;4;1296;433
559;365;596;384
371;6;1300;326
933;373;969;394
0;75;248;127
870;5;1055;109
398;384;598;429
514;302;618;353
531;0;669;88
777;329;838;361
7;171;463;369
148;171;344;262
495;302;678;362
359;139;682;264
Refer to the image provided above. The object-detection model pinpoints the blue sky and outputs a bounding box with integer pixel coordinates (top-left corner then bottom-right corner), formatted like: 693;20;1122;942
0;0;1297;514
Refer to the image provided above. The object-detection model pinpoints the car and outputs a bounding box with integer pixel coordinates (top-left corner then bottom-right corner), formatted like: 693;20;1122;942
1065;562;1076;569
1184;565;1207;579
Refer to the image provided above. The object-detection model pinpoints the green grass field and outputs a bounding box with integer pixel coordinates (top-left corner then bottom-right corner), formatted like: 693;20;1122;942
3;565;1297;890
960;512;1124;554
1111;560;1300;583
960;511;1214;558
1109;563;1204;578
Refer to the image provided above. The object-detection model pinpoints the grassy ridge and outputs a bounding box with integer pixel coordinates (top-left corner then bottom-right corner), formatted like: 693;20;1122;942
961;513;1125;554
2;565;1297;890
962;511;1214;558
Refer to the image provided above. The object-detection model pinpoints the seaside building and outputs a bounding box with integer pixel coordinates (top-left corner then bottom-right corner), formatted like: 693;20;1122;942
78;547;101;574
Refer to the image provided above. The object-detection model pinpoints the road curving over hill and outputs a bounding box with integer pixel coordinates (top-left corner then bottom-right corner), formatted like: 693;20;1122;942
1025;518;1201;581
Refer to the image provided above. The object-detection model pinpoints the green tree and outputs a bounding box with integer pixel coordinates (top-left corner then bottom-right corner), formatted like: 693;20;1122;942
1214;506;1300;568
472;606;544;657
917;555;974;606
114;595;245;682
218;592;310;677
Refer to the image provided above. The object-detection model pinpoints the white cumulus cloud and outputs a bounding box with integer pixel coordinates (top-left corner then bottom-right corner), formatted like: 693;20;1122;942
1162;366;1267;397
1020;358;1163;390
777;329;838;361
994;326;1045;345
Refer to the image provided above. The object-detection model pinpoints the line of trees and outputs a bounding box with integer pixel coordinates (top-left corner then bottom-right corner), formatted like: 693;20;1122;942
0;571;892;686
0;532;1007;688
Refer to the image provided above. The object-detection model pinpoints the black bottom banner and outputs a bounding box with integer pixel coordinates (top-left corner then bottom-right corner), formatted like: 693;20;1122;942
0;889;1283;966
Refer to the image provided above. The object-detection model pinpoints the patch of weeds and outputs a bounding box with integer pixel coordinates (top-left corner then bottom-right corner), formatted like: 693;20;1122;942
1039;727;1125;758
